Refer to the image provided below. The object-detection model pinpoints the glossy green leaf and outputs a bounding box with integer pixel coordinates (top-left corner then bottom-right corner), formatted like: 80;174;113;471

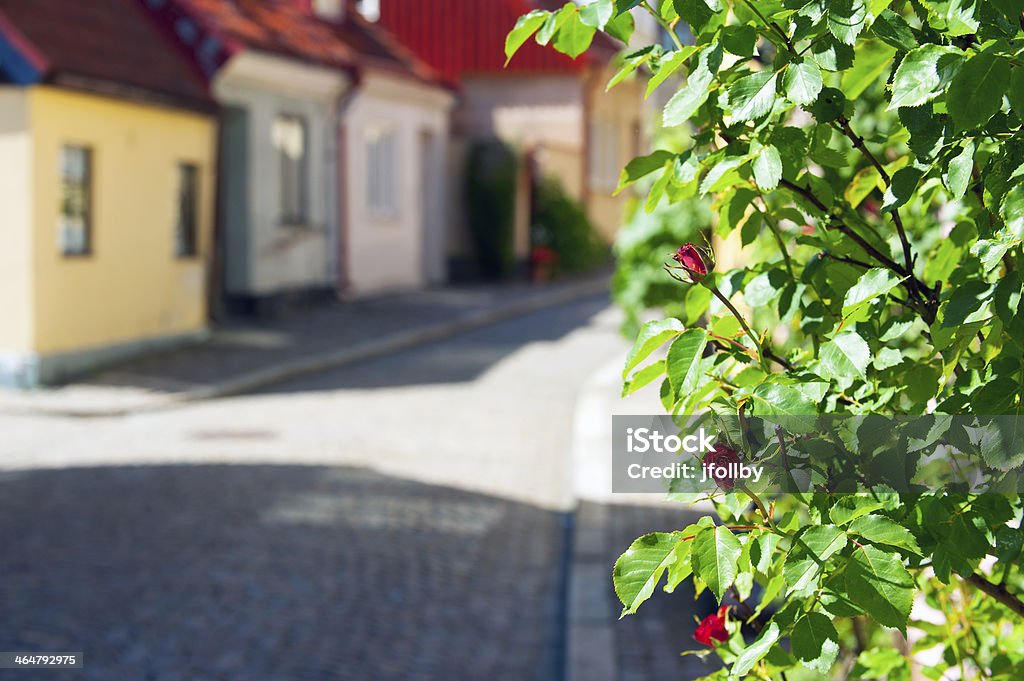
613;532;684;616
727;70;778;121
623;318;684;378
847;515;922;555
947;52;1012;132
792;613;841;673
845;545;915;633
752;144;783;191
819;331;870;380
691;524;742;602
666;328;707;398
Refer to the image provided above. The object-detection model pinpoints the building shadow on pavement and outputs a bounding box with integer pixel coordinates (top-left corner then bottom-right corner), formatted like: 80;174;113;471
0;464;568;681
258;296;613;394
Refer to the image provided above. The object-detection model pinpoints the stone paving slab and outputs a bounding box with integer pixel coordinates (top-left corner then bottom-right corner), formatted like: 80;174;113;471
0;464;568;681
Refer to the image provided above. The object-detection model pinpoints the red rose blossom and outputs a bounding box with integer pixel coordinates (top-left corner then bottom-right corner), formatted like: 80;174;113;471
672;244;708;276
694;605;730;646
703;443;742;491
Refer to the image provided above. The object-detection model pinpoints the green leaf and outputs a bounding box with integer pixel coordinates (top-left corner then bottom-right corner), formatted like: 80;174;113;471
605;9;635;42
646;47;697;98
845;165;882;207
870;9;917;52
691;524;742;602
666;329;708;398
947;52;1012;132
845;545;915;633
553;13;597;59
882;166;924;211
819;331;870;380
623;318;684;378
536;3;574;45
888;44;960;110
721;24;757;57
944;140;975;200
848;515;922;555
505;10;549;63
613;532;684;616
616;150;673;193
727;70;778;121
827;0;868;45
752;145;783;191
622;360;667;397
732;622;781;676
1009;67;1024;120
842;40;897;99
579;0;613;29
784;59;823;106
797;524;849;562
792;613;841;673
700;156;746;195
751;382;817;418
663;44;721;126
842;268;904;316
830;496;886;525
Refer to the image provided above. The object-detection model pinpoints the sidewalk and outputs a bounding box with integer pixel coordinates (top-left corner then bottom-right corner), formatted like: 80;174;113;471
0;272;610;418
567;353;719;681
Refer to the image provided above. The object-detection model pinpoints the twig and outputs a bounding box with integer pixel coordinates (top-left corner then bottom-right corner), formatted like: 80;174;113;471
966;573;1024;618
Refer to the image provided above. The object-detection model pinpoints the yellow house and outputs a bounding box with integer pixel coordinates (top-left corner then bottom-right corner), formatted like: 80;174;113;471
0;0;218;387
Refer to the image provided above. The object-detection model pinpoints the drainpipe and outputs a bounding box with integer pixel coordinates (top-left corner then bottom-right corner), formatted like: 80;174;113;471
334;73;360;298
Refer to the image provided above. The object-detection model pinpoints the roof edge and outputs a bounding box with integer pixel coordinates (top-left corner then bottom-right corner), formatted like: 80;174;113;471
0;8;48;83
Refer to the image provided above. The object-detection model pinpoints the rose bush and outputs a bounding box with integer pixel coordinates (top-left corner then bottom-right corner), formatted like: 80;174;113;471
510;0;1024;678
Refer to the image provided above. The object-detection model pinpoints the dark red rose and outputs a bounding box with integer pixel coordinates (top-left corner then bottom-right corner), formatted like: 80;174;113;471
694;605;730;646
703;443;742;491
672;244;708;276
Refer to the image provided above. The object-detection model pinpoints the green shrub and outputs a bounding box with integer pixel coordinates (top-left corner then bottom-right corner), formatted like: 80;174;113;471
465;138;518;279
531;177;609;274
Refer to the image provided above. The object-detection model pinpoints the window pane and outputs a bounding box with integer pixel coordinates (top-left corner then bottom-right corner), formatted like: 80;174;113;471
366;126;397;217
272;115;308;223
176;164;199;257
59;146;91;256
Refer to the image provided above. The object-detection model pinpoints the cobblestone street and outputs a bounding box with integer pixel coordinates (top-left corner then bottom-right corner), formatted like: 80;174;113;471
0;296;709;680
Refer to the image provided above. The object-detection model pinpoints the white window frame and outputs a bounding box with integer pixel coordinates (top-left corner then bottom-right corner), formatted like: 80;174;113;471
366;125;398;219
59;145;92;257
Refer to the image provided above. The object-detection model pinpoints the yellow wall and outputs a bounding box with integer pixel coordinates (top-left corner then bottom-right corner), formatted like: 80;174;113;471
29;87;217;355
587;66;646;243
0;88;34;354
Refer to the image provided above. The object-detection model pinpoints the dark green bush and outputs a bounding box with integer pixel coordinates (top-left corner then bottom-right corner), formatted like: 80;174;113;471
465;139;518;279
532;178;608;274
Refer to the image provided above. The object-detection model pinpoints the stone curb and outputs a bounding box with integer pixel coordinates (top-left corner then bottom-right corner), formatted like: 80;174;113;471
5;275;610;419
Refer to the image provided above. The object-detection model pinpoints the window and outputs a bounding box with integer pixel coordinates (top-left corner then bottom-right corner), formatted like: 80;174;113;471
366;126;397;217
357;0;380;22
272;114;308;225
59;146;92;256
589;118;620;192
176;164;199;257
312;0;343;21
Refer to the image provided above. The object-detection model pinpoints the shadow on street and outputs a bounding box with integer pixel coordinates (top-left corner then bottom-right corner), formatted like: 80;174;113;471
0;465;568;681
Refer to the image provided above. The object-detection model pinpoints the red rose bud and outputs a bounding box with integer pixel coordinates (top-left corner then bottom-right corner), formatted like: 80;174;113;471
672;244;708;277
703;443;742;491
694;605;730;647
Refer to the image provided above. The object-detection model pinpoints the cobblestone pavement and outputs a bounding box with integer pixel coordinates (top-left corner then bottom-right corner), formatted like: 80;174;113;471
0;296;712;681
0;465;567;681
605;504;722;681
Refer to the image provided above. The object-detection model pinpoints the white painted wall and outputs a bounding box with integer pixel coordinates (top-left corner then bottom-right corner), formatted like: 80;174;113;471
342;72;453;296
213;51;349;297
0;88;35;365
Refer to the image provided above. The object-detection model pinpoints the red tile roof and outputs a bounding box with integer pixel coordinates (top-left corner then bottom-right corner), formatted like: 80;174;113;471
160;0;446;86
377;0;619;84
0;0;213;111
